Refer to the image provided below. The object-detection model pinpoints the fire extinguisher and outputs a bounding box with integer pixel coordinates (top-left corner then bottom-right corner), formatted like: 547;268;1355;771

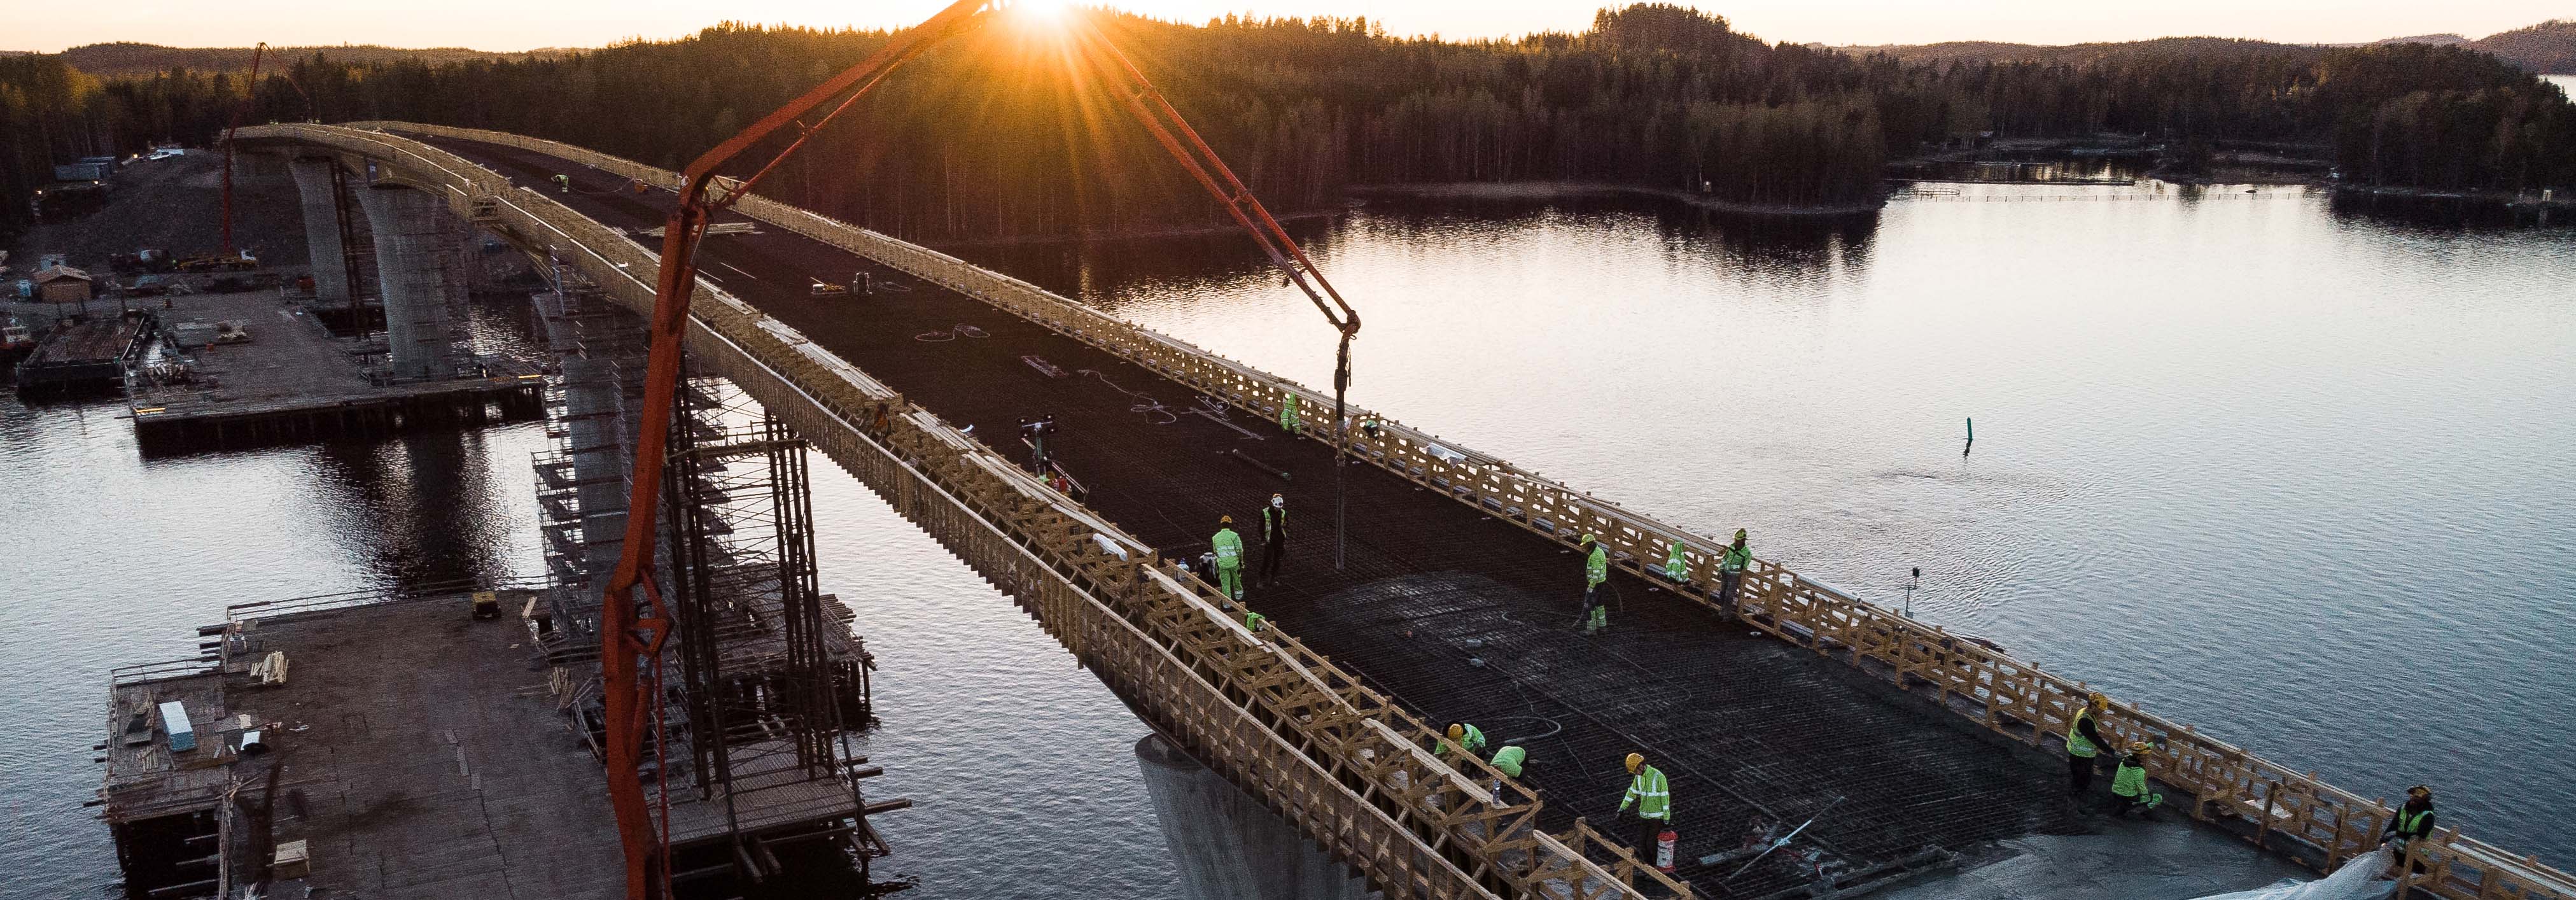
1656;828;1678;873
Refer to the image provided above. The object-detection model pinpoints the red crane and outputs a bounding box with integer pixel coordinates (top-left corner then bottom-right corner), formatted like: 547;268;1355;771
220;42;267;257
594;3;1359;896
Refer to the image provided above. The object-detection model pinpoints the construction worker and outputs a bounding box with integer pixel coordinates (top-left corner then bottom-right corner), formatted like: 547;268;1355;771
1581;533;1609;633
1211;516;1246;601
1718;529;1751;607
1278;393;1302;435
2381;785;2437;877
2110;742;2163;817
1243;610;1269;633
1662;540;1688;582
1259;493;1289;585
2066;693;2111;799
1617;752;1672;855
1361;416;1382;440
552;172;571;193
1487;744;1527;803
1441;722;1486;757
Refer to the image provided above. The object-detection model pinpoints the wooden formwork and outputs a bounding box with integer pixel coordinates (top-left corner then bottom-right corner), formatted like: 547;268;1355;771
250;122;2575;900
237;123;1692;900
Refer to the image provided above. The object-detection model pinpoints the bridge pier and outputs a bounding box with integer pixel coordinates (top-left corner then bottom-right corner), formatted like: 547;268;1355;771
285;157;354;307
351;183;455;381
1133;734;1375;900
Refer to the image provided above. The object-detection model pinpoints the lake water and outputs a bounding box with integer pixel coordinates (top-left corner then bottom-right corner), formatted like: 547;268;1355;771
7;172;2573;899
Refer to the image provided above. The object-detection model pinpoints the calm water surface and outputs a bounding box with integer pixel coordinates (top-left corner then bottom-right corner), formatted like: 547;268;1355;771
6;172;2572;898
963;181;2576;863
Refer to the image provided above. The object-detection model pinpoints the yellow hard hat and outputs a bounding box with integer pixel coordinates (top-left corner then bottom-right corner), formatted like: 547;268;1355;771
1624;752;1643;773
1446;724;1464;740
2087;691;2108;706
1220;515;1233;524
1733;528;1747;540
1581;533;1597;544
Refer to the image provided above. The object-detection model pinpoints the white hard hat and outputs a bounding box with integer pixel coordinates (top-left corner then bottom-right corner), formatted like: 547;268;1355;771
1271;494;1284;506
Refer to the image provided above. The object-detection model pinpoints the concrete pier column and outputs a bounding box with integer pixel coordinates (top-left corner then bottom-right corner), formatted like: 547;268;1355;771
1133;734;1375;900
285;157;353;305
353;185;454;381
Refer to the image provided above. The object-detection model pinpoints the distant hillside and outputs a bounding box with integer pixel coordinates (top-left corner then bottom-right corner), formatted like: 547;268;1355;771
2371;33;2472;47
55;42;566;77
1840;20;2576;73
2458;20;2576;73
1831;36;2305;67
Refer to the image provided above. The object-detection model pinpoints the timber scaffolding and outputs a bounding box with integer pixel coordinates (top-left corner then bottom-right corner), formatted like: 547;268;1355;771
229;122;2576;900
526;269;894;888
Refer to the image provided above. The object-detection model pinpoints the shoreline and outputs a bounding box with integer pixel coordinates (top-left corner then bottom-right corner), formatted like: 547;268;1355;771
921;207;1344;251
1347;181;1886;216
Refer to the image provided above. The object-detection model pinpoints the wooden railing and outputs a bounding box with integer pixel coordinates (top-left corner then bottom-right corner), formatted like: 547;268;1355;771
245;122;1691;900
272;122;2576;900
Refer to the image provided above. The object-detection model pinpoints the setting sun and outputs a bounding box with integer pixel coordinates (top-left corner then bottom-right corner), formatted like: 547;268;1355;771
1007;0;1074;29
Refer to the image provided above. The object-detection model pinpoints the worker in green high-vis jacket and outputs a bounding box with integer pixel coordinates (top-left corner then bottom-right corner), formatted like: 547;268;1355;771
1581;533;1610;634
1441;722;1486;757
1618;752;1672;854
1277;393;1301;435
1718;529;1752;608
1662;540;1689;583
1211;516;1246;601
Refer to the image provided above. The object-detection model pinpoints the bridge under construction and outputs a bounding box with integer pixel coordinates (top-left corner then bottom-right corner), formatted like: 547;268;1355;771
91;117;2544;900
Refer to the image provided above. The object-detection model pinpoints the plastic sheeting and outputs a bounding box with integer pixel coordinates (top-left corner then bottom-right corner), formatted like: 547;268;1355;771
2192;847;2396;900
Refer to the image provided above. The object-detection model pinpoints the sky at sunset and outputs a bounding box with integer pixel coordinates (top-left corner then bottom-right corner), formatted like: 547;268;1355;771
15;0;2573;53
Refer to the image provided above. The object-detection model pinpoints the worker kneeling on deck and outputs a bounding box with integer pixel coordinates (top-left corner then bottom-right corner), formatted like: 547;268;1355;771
1211;516;1246;601
2110;742;2163;817
1618;752;1672;855
1581;533;1609;633
2066;693;2110;799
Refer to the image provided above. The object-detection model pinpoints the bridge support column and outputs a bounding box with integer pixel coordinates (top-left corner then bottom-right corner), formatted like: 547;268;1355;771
285;157;353;306
1133;734;1375;900
353;184;454;381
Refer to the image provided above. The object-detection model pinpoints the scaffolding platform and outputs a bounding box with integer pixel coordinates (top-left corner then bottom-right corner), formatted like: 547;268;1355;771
123;291;543;451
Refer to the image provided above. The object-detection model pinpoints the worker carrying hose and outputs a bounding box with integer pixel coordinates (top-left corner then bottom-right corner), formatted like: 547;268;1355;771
1211;516;1246;601
2066;693;2111;798
1259;493;1289;585
2381;785;2438;878
2110;741;2163;817
1618;752;1672;855
1581;533;1610;633
1718;529;1751;607
1277;393;1301;435
1441;722;1486;757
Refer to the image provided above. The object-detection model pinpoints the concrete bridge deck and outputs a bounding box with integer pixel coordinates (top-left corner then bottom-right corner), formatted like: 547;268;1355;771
227;122;2574;900
430;135;2075;896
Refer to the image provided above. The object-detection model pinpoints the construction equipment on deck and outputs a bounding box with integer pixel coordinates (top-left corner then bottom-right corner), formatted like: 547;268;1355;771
592;3;1361;896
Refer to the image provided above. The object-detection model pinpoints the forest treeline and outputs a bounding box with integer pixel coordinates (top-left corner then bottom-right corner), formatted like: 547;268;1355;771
8;5;2576;243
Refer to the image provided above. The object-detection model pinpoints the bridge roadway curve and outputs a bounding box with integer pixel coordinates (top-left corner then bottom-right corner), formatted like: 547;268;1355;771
428;134;2078;896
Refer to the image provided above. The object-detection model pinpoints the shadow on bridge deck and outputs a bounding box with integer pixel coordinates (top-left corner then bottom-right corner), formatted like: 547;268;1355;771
435;135;2104;897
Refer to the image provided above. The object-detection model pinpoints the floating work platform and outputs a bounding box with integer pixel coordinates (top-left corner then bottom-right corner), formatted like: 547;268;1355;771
99;584;897;900
123;291;544;451
15;311;153;395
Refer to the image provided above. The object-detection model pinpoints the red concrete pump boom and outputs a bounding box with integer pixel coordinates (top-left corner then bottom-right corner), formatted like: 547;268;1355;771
593;3;1359;896
220;42;267;257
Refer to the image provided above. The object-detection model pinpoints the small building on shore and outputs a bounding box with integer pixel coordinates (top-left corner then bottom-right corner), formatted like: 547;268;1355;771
32;266;94;304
